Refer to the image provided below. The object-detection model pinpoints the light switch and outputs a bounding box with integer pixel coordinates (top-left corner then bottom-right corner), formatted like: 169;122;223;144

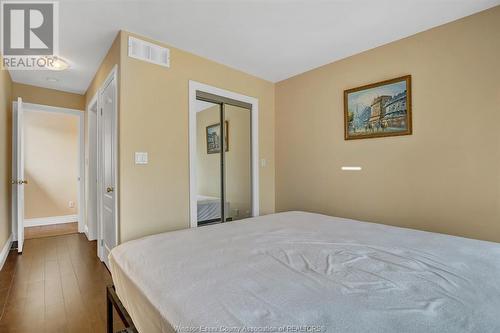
260;158;267;167
135;152;148;165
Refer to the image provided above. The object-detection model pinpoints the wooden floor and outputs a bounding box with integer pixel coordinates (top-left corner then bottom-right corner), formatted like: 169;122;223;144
0;233;124;332
25;222;79;240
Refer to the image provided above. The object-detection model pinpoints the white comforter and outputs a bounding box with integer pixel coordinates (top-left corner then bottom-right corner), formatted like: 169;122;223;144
109;211;500;333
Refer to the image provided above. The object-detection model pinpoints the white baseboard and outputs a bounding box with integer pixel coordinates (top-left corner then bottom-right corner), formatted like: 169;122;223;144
24;215;78;227
0;234;13;271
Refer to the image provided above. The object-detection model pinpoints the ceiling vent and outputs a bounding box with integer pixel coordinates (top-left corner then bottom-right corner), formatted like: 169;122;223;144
128;36;170;68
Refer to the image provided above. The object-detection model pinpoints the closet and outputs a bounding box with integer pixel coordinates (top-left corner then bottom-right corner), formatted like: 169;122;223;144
195;91;252;226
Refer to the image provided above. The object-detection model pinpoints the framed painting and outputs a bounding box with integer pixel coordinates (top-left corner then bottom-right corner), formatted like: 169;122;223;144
206;121;229;154
344;75;412;140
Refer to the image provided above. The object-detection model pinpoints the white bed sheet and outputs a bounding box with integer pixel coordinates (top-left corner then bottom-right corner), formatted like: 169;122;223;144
197;195;221;221
109;211;500;333
197;195;230;222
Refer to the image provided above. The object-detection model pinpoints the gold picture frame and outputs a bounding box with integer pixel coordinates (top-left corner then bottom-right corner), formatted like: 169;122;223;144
344;75;412;140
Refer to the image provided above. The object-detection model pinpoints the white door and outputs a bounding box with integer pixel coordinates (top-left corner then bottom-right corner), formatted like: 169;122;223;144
12;97;25;253
100;76;117;267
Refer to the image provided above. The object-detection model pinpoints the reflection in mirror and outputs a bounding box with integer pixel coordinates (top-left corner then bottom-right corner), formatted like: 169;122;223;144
224;104;251;221
196;100;222;225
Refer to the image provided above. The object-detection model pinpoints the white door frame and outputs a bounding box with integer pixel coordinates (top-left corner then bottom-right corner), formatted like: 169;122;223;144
188;80;259;228
12;98;24;252
96;65;119;263
12;102;85;237
85;93;98;241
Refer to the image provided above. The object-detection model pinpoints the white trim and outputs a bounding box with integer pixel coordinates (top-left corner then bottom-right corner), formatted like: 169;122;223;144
20;102;83;116
14;102;85;234
24;215;78;227
0;234;12;271
95;86;103;260
85;93;99;242
15;98;24;252
188;80;259;229
78;109;85;233
11;101;18;243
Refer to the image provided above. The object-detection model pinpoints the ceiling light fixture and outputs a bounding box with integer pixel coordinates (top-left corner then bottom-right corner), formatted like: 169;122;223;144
45;56;70;71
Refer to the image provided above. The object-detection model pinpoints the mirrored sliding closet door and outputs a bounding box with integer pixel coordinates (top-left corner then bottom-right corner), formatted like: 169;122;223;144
195;92;252;226
223;104;252;222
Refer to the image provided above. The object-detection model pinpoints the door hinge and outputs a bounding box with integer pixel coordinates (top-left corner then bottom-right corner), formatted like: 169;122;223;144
100;108;103;116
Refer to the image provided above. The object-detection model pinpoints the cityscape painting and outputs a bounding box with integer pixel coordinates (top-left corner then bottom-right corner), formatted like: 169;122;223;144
344;75;412;140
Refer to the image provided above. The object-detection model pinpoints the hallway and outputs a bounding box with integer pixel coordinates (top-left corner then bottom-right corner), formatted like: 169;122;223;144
25;222;79;240
0;234;123;332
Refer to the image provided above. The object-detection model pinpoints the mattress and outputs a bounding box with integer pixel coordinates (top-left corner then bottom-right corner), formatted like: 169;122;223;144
197;195;229;222
109;211;500;333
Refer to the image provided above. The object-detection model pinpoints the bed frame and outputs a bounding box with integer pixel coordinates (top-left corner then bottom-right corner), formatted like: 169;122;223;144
107;285;138;333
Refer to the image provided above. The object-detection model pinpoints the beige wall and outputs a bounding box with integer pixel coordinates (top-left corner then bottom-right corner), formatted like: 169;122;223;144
196;105;252;219
12;83;84;110
85;33;121;106
24;111;78;219
0;61;12;250
118;31;275;242
275;7;500;243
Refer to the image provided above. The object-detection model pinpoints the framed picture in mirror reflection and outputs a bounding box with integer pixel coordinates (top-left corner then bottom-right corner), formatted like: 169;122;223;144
206;121;229;154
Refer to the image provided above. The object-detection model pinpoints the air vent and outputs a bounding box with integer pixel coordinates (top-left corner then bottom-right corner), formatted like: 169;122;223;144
128;36;170;68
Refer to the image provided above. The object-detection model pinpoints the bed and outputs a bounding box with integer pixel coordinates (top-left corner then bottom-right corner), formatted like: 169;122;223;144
197;195;229;223
109;211;500;333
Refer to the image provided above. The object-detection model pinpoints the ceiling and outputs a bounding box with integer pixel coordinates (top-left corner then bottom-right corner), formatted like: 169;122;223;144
196;100;217;113
8;0;500;95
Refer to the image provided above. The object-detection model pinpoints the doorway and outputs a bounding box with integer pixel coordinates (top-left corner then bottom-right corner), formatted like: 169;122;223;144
189;81;259;228
12;100;84;251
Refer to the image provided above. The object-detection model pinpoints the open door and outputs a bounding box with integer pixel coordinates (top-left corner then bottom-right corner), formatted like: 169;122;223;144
12;97;25;253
